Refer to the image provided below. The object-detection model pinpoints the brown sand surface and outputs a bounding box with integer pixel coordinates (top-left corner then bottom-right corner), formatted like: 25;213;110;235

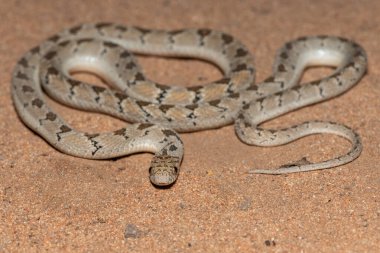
0;0;379;252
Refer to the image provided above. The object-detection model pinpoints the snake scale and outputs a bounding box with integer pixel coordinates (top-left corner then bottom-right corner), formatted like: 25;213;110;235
11;23;367;186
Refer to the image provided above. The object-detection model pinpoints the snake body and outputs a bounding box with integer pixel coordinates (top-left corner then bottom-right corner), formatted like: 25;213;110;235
11;23;367;186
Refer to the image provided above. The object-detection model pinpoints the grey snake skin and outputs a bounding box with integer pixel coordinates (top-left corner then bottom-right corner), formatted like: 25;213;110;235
11;23;367;186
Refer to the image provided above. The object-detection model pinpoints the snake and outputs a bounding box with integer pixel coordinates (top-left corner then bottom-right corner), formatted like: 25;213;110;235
11;23;367;186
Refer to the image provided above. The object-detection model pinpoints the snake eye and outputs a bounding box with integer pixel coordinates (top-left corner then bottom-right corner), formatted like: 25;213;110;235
148;167;153;174
173;166;178;174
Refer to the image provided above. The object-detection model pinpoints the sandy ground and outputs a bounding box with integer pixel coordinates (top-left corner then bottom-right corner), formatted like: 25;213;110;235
0;0;379;252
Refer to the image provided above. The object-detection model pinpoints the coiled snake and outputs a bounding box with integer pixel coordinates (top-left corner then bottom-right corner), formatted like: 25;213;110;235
11;23;367;186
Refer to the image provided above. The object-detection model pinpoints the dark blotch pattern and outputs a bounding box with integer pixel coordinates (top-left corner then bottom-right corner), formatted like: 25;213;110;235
48;35;60;42
235;48;248;57
338;37;349;43
46;66;59;76
16;72;28;80
169;29;185;36
156;84;170;90
135;27;151;34
242;103;250;110
115;25;127;32
197;29;212;37
280;52;288;59
114;128;126;136
22;85;34;93
69;25;82;35
263;76;275;83
92;86;106;94
103;41;118;48
162;129;177;138
228;92;240;98
58;40;70;47
134;72;145;81
169;144;178;151
297;36;307;42
77;38;94;44
115;92;128;100
67;78;81;87
125;62;136;69
31;46;40;54
56;125;72;141
285;43;293;50
31;98;44;108
185;104;198;110
60;125;72;133
136;100;150;107
277;64;286;72
18;58;29;68
209;99;221;107
159;104;175;113
44;51;57;61
137;123;154;130
95;23;113;29
188;86;203;92
84;133;100;138
233;64;248;72
216;77;231;85
120;51;131;59
221;34;233;44
247;84;259;91
46;112;57;121
84;133;102;155
317;35;328;40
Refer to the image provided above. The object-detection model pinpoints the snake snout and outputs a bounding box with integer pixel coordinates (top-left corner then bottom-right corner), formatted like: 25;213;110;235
149;170;176;186
149;155;180;186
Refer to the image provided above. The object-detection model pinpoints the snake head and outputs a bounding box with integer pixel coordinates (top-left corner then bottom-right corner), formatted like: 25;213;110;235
149;155;180;186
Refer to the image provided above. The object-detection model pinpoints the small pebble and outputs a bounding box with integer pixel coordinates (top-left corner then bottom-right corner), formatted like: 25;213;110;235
124;224;141;239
